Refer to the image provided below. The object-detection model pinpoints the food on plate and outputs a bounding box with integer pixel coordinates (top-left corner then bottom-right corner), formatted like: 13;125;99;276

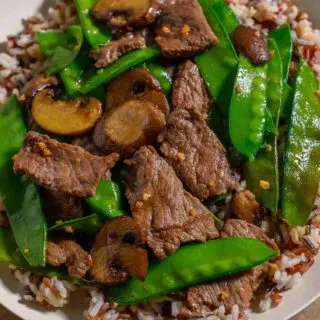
0;0;319;319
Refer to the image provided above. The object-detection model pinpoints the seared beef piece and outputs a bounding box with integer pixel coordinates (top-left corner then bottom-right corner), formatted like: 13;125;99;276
182;264;268;317
125;146;219;259
182;219;276;317
171;60;210;115
233;26;271;64
46;239;92;279
72;134;103;156
42;190;84;225
221;219;278;250
13;131;119;198
0;212;9;227
159;109;238;200
231;190;260;223
90;33;146;69
155;0;217;58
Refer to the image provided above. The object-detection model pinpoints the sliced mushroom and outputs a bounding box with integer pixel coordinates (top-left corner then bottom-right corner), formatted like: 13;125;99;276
92;0;161;28
32;89;103;136
233;26;271;64
91;216;148;285
93;99;166;157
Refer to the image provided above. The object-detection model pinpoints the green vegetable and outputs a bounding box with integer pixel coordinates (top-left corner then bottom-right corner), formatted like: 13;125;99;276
280;82;293;119
0;96;47;267
245;40;283;213
49;214;103;236
74;0;111;48
141;62;172;96
0;227;86;285
109;237;278;305
81;45;162;94
86;180;126;219
229;56;268;159
195;5;238;114
282;59;320;226
270;25;293;82
199;0;239;36
37;25;83;74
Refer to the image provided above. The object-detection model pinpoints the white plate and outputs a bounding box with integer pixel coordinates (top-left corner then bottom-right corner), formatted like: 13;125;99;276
0;1;319;319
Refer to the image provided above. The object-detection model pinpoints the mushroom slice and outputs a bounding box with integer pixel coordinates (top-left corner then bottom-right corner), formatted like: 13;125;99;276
106;68;161;110
32;89;103;136
92;0;160;28
91;216;148;285
93;99;166;157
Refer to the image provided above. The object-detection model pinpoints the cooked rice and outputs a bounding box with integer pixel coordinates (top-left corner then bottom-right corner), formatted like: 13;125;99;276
1;0;320;319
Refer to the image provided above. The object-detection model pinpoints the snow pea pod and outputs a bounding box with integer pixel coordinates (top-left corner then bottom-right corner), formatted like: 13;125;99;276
81;45;162;94
0;227;87;285
109;237;278;305
245;40;283;214
199;0;239;36
282;59;320;227
74;0;111;48
86;180;126;219
37;25;83;74
141;62;172;96
229;56;268;160
195;5;238;114
270;25;293;82
49;214;103;236
0;96;47;267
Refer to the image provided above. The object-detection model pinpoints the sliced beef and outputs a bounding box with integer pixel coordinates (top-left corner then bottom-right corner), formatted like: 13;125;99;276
42;190;84;225
90;33;146;69
181;219;277;317
125;146;219;259
159;109;238;200
13;131;119;198
155;0;217;58
182;264;268;317
233;26;271;64
72;134;103;156
46;239;92;279
171;60;210;115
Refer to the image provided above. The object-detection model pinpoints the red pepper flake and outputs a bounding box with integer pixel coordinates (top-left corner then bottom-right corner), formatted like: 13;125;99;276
271;291;283;304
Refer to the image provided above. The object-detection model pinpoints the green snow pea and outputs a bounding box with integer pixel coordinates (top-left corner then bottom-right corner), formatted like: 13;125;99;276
280;82;293;119
141;62;172;96
270;24;293;82
74;0;111;48
81;45;162;94
49;214;103;236
229;56;268;160
199;0;239;36
0;96;47;267
109;238;278;305
37;25;83;74
282;59;320;227
86;180;126;219
195;5;238;114
245;40;283;214
0;227;88;285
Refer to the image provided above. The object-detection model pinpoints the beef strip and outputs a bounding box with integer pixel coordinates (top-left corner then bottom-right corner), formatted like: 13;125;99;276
155;0;217;58
171;60;211;115
181;219;277;317
233;25;271;64
13;131;119;197
125;146;219;259
41;189;84;225
159;108;238;200
90;33;146;69
46;239;92;279
72;134;103;156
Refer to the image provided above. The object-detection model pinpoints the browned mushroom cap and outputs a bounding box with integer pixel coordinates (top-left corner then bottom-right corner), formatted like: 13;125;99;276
32;89;103;136
107;68;169;114
93;99;166;158
91;216;148;285
92;0;161;28
233;26;271;64
23;74;59;101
